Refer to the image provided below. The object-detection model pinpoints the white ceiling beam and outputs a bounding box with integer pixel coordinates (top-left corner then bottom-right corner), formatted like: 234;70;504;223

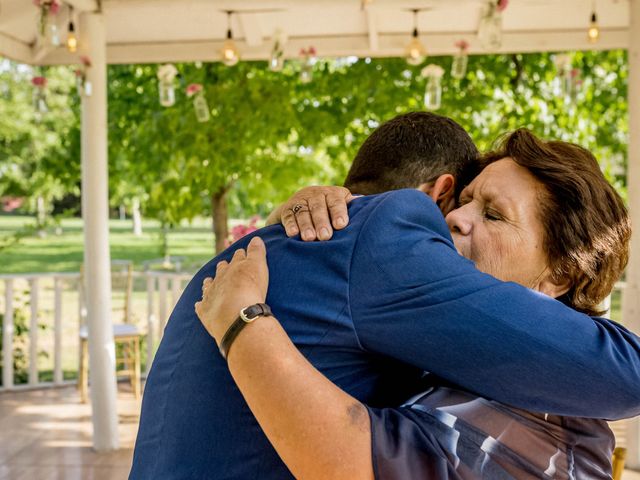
32;43;53;63
0;32;33;64
37;28;630;66
365;6;379;52
238;13;264;47
65;0;99;12
0;3;35;30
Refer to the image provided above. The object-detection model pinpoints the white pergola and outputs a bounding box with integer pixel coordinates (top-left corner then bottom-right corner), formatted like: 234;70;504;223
1;0;639;466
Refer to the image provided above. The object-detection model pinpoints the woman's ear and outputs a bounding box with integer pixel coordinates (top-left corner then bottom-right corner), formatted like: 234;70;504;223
536;270;571;299
418;174;457;215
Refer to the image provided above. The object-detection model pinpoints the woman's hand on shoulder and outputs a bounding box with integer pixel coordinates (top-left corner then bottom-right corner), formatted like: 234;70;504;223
195;236;269;345
266;186;356;241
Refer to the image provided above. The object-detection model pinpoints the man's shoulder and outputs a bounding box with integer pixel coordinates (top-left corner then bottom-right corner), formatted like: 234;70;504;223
351;189;450;241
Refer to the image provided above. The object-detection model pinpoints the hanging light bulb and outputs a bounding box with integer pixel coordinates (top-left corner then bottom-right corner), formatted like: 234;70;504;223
67;13;77;53
588;11;600;43
221;11;239;66
405;9;426;66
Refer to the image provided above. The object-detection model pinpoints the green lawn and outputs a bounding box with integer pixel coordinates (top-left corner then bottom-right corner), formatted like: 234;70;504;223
0;214;248;387
0;214;222;274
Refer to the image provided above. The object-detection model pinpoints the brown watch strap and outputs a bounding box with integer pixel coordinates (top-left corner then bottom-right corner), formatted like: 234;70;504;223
219;303;272;360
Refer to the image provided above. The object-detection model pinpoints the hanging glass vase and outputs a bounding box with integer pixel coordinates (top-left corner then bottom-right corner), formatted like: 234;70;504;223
186;83;210;123
451;40;469;79
270;48;285;72
425;77;442;110
421;64;444;111
299;47;316;83
157;64;178;107
269;30;287;72
158;81;175;107
33;89;48;114
568;69;582;102
36;1;61;47
193;94;211;123
300;63;313;83
45;19;61;47
75;74;84;96
477;1;504;50
553;54;573;99
31;77;48;118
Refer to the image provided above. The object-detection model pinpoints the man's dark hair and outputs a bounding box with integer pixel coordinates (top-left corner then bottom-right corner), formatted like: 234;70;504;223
343;112;479;197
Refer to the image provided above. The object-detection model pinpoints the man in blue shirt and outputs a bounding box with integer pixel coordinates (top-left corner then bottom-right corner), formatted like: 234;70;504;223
130;113;640;479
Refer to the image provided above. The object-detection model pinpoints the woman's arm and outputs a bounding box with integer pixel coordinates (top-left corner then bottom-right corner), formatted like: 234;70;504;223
195;237;374;480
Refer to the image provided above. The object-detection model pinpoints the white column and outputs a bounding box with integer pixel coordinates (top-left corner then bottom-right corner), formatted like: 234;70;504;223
3;280;14;389
28;278;39;386
80;12;119;452
623;0;640;469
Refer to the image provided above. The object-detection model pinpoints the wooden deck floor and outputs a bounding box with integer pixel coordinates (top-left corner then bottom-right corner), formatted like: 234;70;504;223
0;385;139;480
1;385;639;480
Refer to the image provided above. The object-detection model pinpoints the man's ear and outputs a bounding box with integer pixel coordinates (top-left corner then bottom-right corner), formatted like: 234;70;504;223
417;174;456;215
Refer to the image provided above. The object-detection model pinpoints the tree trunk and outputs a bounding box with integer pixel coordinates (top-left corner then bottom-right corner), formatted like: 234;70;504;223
132;197;143;236
211;188;229;254
119;205;126;220
36;196;46;237
160;221;170;262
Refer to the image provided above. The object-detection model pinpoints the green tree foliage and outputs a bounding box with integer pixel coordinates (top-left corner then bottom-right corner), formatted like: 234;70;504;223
0;50;629;254
0;61;80;226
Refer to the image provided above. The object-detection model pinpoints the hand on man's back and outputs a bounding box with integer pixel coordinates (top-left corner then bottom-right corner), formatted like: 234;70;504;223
270;186;355;241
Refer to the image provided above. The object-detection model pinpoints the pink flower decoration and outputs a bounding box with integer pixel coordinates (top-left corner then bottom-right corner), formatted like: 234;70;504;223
497;0;508;12
80;56;92;67
186;83;203;97
32;76;47;87
570;68;580;78
2;197;24;213
228;216;261;244
455;40;469;51
300;47;317;57
34;0;60;14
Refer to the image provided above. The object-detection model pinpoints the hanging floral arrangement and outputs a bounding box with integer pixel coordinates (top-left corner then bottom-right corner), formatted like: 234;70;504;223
269;29;287;72
299;47;317;83
421;64;445;111
478;0;508;50
451;40;469;79
569;68;583;100
186;83;211;123
33;0;61;46
157;64;178;107
553;53;571;98
75;56;92;97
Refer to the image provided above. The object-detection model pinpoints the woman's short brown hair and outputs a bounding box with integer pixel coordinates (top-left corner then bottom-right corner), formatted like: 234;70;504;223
482;129;630;316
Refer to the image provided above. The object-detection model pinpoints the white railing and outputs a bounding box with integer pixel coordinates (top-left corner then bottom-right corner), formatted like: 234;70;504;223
0;270;191;392
0;276;629;393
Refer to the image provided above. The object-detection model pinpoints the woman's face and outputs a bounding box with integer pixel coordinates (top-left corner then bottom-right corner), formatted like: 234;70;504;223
446;158;561;296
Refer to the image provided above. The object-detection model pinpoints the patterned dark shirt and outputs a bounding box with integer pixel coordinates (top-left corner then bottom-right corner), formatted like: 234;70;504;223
368;385;614;479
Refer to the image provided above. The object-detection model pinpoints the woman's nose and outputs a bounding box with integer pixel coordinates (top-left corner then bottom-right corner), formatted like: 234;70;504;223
445;207;472;235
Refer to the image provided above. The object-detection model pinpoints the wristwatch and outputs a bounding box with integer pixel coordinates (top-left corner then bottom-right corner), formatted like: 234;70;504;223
219;303;273;360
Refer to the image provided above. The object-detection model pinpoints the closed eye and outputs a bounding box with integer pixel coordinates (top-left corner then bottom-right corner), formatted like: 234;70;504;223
484;209;502;221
